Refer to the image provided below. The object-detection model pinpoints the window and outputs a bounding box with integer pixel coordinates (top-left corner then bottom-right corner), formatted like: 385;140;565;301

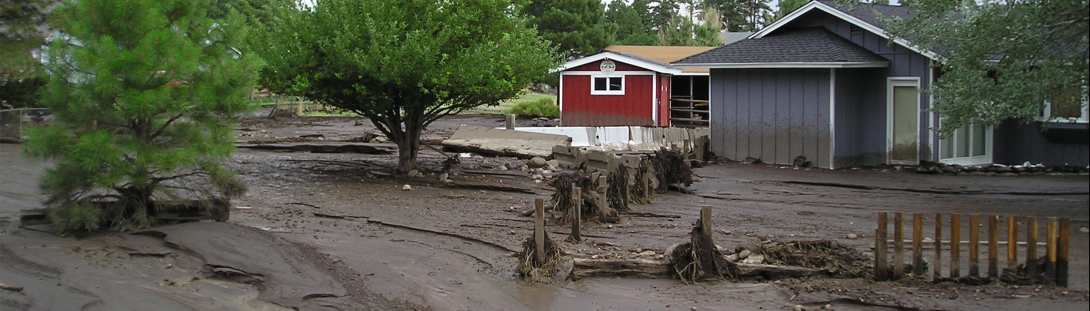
1039;86;1089;123
591;75;624;95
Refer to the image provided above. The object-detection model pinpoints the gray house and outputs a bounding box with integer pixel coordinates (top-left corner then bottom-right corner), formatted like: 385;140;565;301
674;0;1088;168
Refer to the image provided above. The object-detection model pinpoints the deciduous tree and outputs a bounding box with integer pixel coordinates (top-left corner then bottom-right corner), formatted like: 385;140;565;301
256;0;560;174
884;0;1089;133
23;0;257;232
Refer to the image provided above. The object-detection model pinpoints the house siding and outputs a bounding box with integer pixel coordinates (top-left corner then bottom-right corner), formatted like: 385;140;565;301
560;73;656;127
993;121;1090;166
834;68;887;167
711;68;831;167
792;11;935;162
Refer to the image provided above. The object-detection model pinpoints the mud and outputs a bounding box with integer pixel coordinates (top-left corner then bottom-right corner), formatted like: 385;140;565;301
2;112;1088;311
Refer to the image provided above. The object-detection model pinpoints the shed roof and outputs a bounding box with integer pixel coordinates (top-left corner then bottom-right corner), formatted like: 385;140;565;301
604;45;717;74
673;28;889;68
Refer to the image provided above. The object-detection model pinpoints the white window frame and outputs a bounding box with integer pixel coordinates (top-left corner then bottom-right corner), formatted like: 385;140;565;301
1037;86;1089;123
590;75;625;96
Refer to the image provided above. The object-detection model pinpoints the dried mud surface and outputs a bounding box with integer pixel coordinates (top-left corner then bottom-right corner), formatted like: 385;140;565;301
1;112;1088;311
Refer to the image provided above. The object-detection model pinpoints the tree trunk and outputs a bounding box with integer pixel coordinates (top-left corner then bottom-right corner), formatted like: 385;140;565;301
396;135;419;174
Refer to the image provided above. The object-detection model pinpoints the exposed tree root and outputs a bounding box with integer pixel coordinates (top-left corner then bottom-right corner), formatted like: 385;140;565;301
516;231;564;282
669;224;739;283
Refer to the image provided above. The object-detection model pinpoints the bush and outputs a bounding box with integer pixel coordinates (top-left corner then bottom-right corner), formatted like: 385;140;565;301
505;98;559;118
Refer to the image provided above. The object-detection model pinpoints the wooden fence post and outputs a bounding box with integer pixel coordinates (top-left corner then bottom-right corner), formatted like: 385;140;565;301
950;214;961;278
700;206;712;238
893;213;904;279
571;185;582;242
534;199;545;264
875;212;888;281
988;215;999;279
934;213;943;280
913;213;924;276
506;114;516;130
1027;216;1038;278
598;176;609;220
969;214;980;277
1057;218;1070;287
1046;218;1057;284
1007;216;1018;274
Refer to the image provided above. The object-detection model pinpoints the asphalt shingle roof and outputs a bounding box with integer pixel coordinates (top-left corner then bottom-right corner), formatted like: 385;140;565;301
673;28;889;65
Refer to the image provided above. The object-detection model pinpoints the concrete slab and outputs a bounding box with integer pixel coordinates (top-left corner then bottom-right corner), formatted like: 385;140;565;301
441;125;572;159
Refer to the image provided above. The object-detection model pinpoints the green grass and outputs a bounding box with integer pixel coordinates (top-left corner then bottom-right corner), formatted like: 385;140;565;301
249;92;557;117
463;93;556;115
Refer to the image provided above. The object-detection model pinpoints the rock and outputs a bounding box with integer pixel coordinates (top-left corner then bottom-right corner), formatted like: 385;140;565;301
531;174;543;180
371;136;388;143
795;304;805;311
941;166;957;173
407;170;421;177
498;165;508;171
546;159;560;169
846;233;859;239
401;184;412;191
741;254;765;264
792;155;810;168
737;249;752;259
527;157;547;168
505;162;520;170
1080;227;1089;234
638;250;656;257
438;173;449;182
996;166;1012;173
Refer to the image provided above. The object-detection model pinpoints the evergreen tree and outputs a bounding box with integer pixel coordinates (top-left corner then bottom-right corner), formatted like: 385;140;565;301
0;0;56;108
775;0;809;20
605;0;657;45
23;0;257;233
526;0;616;57
255;0;560;174
705;0;773;31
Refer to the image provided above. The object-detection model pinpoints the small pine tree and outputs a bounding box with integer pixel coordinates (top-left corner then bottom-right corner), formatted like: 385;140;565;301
23;0;258;233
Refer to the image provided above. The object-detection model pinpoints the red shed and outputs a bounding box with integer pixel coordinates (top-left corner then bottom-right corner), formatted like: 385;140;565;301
558;46;713;127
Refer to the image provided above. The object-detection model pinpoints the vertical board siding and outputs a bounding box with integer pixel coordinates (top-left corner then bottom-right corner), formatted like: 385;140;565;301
993;121;1090;166
711;68;831;166
560;74;655;127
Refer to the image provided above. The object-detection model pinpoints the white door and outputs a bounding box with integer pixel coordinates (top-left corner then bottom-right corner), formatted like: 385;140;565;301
888;79;920;165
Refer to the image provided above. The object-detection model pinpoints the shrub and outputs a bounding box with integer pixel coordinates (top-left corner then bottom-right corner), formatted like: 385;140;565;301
506;97;559;118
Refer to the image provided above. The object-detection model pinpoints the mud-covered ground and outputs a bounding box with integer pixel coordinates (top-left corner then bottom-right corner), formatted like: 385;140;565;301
1;113;1088;311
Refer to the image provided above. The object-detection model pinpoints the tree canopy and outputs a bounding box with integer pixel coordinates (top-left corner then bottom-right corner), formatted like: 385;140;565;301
525;0;615;57
884;0;1089;134
256;0;561;173
0;0;56;108
23;0;257;233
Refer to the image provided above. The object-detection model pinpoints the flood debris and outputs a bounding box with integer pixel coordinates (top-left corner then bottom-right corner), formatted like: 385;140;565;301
669;208;739;283
548;172;619;224
758;240;872;278
516;231;564;282
652;149;693;193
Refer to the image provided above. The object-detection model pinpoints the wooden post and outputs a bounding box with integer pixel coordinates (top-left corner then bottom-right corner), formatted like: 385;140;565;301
1026;216;1038;278
534;199;545;264
571;185;582;242
912;213;924;276
969;214;980;277
988;215;999;279
598;176;609;220
875;212;888;281
950;214;961;278
1046;218;1057;284
505;114;516;130
1057;218;1070;287
636;168;645;199
1007;216;1018;273
934;213;943;280
700;206;712;238
893;213;904;279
